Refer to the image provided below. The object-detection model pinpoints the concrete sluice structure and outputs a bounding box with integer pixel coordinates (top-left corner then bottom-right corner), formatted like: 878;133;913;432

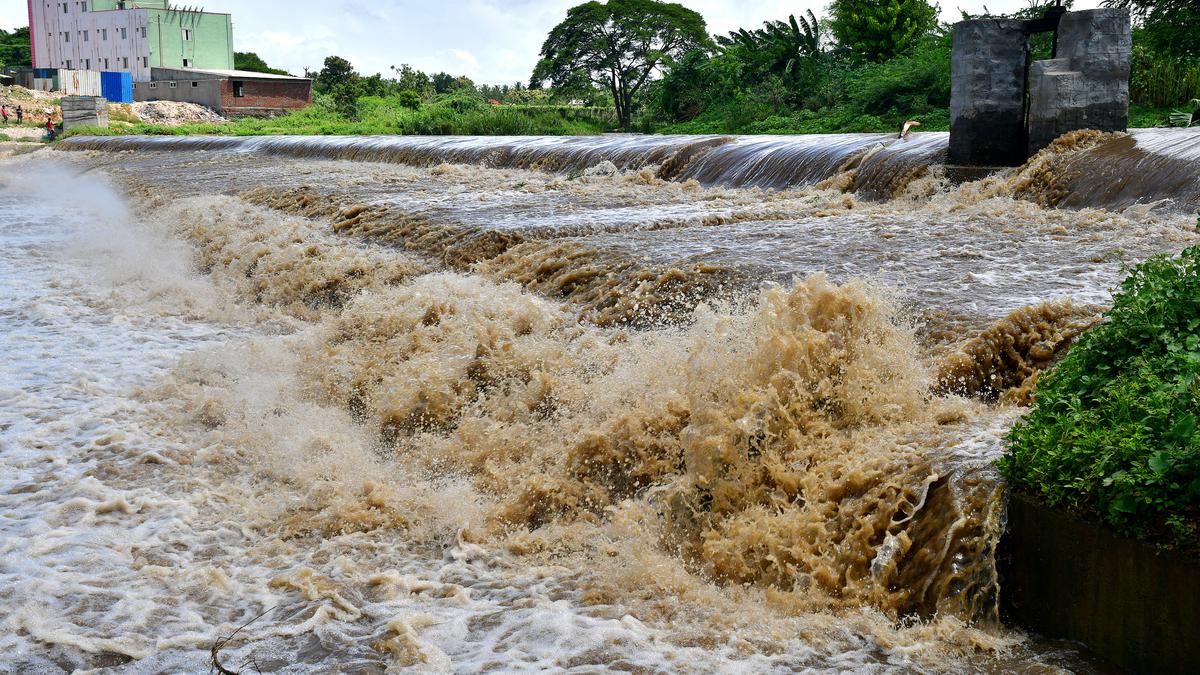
5;125;1199;671
950;8;1133;167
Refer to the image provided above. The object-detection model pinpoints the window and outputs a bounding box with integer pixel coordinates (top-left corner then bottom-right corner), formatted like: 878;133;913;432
122;56;129;68
169;82;177;88
63;31;69;43
66;60;72;68
140;27;147;38
182;58;193;68
182;29;193;41
82;30;88;42
103;58;109;68
84;59;90;69
149;82;157;88
62;3;68;14
232;81;245;98
191;81;199;88
81;1;87;11
120;27;127;39
101;28;107;40
142;57;148;67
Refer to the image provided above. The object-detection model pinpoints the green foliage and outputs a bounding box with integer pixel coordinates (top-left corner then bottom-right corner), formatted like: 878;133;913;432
0;27;31;69
531;0;713;128
715;10;826;92
315;55;357;94
434;93;486;114
397;90;423;110
329;82;361;120
62;95;610;140
1106;0;1200;60
1001;247;1200;553
843;33;951;117
828;0;940;63
1130;47;1200;108
233;52;291;76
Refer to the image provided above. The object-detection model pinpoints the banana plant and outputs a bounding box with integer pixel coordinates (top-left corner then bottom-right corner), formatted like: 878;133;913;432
1169;99;1200;127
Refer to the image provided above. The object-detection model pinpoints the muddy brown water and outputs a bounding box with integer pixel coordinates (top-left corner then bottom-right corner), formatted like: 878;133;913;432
1;130;1197;673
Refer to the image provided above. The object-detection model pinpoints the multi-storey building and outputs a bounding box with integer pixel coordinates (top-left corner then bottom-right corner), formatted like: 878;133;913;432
27;1;233;81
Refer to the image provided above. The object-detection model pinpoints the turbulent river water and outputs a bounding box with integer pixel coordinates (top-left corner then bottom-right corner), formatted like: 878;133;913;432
2;129;1199;673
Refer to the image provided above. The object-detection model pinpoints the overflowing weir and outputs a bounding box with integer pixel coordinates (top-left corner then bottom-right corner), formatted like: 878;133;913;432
61;128;1200;210
5;131;1199;672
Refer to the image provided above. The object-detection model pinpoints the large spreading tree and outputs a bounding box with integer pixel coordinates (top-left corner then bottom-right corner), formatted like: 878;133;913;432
531;0;712;129
827;0;940;63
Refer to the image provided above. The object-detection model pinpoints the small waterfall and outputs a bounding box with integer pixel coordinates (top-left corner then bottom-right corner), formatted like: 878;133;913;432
58;129;1200;211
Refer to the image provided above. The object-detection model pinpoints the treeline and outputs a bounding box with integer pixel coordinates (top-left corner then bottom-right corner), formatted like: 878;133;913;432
629;0;1200;134
0;27;31;70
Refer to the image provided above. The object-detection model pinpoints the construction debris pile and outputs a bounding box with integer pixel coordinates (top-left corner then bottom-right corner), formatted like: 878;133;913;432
126;101;226;126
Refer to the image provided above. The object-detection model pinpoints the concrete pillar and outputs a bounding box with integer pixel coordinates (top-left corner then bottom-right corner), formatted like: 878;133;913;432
1027;9;1131;154
950;19;1030;167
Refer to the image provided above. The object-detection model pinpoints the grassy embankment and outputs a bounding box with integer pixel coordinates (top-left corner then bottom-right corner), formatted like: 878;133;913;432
1001;245;1200;558
59;93;613;139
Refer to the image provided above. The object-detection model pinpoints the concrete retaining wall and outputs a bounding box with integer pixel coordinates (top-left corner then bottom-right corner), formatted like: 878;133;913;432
1027;9;1131;154
1000;492;1200;673
949;19;1029;166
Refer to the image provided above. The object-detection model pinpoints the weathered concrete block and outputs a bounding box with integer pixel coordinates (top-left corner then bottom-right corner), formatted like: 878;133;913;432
1028;9;1130;154
950;19;1029;166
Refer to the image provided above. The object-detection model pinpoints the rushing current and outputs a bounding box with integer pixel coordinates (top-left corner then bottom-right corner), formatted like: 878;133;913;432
2;129;1199;673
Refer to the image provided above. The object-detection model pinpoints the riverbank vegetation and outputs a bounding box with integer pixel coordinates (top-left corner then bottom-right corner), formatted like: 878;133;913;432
40;0;1200;139
1001;247;1200;556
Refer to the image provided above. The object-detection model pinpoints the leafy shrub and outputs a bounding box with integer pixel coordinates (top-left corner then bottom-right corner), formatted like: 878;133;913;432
844;35;951;117
434;93;486;114
1001;246;1200;553
397;90;423;110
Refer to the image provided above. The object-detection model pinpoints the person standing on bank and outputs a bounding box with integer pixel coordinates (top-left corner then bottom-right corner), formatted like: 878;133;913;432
15;106;23;125
1;106;8;125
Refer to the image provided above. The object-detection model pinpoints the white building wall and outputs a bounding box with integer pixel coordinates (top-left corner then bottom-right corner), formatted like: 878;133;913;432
29;1;153;81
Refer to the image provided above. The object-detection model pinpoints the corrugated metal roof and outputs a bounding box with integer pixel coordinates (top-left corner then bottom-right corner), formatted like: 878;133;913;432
173;68;309;81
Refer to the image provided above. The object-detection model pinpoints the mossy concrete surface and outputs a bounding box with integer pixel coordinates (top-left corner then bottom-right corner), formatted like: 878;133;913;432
1000;492;1200;674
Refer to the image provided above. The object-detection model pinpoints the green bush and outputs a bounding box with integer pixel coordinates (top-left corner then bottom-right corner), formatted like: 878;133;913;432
397;90;423;110
1001;246;1200;553
433;93;486;114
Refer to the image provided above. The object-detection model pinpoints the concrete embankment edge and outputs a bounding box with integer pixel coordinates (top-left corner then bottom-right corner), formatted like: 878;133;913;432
1000;492;1200;674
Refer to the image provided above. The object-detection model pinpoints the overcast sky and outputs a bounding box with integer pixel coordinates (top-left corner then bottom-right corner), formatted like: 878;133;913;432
4;0;1101;83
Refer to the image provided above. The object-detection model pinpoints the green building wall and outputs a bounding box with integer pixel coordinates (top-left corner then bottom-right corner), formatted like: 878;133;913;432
147;9;233;71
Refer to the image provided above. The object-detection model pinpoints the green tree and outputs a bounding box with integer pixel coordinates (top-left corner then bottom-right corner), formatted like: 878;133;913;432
531;0;712;129
315;55;358;94
717;10;826;89
391;64;433;97
1105;0;1200;59
233;51;291;76
397;90;423;110
828;0;939;63
0;27;32;69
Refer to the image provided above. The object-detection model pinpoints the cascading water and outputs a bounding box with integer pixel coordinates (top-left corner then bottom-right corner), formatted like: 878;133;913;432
60;127;1200;210
4;130;1199;672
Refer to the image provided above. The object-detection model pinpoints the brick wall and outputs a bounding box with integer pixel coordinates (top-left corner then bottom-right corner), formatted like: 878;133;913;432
220;79;312;117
